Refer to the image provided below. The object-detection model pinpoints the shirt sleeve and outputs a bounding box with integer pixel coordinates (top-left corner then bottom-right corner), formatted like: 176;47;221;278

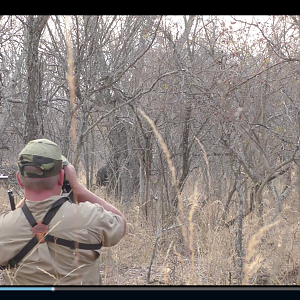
0;210;28;265
83;202;125;247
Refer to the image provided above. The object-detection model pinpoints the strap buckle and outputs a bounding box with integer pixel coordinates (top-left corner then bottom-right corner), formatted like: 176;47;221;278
31;221;49;243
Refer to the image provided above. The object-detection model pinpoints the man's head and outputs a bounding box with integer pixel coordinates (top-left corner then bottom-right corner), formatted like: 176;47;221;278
17;139;67;192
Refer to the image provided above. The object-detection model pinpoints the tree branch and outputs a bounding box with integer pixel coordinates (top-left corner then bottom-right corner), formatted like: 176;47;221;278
224;60;289;97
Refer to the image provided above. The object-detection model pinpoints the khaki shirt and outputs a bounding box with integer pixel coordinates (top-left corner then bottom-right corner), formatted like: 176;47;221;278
0;196;124;285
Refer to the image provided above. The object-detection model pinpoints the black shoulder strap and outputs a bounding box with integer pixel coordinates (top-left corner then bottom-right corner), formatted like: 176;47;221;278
42;196;71;225
45;235;102;250
21;201;37;227
3;237;39;269
21;196;71;227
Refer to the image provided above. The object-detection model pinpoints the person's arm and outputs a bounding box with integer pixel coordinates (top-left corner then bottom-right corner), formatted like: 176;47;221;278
63;163;126;236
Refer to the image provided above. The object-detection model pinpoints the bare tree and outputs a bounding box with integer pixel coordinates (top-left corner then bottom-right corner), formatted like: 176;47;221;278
24;15;49;144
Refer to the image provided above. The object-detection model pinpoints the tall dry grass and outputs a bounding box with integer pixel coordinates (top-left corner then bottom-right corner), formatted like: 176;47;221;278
96;185;300;285
1;111;300;285
1;174;300;285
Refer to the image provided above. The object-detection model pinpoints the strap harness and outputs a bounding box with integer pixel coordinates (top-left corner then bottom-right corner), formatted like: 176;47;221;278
1;197;102;270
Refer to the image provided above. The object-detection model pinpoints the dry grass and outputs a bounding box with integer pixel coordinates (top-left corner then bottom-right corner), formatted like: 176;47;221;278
90;111;300;286
1;174;300;285
1;115;300;286
96;190;300;286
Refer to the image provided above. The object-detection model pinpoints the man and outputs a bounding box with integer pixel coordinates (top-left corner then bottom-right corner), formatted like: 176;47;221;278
0;139;126;285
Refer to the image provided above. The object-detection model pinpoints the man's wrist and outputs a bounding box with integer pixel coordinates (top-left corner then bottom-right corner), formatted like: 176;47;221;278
70;181;82;194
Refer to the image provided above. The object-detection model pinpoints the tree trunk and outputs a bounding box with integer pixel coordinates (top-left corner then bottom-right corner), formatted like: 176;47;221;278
24;15;49;144
83;135;90;190
178;101;192;192
236;168;244;284
90;127;95;190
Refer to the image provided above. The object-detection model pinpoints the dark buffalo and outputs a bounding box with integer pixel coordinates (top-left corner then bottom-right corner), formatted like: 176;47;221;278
96;165;109;186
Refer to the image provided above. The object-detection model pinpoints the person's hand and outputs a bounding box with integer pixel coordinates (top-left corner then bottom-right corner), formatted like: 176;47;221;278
63;163;80;191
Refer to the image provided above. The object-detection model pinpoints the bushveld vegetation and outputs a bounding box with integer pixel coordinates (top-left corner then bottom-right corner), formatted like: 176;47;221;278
1;15;300;285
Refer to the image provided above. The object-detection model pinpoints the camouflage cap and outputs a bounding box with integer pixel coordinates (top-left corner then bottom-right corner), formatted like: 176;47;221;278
18;139;66;178
61;155;69;167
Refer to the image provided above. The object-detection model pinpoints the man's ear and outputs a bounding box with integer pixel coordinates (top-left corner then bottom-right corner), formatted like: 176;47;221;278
16;171;24;187
58;169;64;186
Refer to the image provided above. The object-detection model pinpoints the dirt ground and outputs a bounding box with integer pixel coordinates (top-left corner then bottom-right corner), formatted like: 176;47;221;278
0;265;166;286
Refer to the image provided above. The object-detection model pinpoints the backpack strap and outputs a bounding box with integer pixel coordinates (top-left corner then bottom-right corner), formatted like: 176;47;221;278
1;197;71;270
42;197;71;225
21;196;71;227
44;196;102;250
21;200;38;227
45;235;102;250
2;237;39;269
1;196;102;270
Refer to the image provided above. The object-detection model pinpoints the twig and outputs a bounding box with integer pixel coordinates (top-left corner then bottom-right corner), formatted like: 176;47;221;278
146;227;161;285
224;60;289;97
